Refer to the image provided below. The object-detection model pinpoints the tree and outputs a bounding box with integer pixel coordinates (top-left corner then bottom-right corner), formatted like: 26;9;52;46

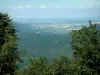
24;56;73;75
47;56;72;75
25;57;48;75
71;21;100;75
0;13;19;75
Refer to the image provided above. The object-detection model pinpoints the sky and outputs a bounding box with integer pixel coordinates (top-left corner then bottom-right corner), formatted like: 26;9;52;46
0;0;100;19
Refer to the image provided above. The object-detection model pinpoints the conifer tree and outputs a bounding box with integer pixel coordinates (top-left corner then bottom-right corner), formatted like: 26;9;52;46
0;13;19;75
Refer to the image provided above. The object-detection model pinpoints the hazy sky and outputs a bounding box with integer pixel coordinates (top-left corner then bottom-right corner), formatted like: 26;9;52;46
0;0;100;19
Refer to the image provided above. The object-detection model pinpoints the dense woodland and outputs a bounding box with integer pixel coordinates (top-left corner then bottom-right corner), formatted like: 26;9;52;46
0;13;100;75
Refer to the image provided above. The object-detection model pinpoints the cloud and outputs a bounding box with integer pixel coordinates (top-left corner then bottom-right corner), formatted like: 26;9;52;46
17;5;31;9
26;5;31;8
40;5;47;9
17;6;25;9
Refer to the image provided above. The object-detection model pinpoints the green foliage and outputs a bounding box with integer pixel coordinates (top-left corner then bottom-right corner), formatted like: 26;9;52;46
71;23;100;74
47;56;72;75
24;57;48;75
0;13;19;75
22;56;73;75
